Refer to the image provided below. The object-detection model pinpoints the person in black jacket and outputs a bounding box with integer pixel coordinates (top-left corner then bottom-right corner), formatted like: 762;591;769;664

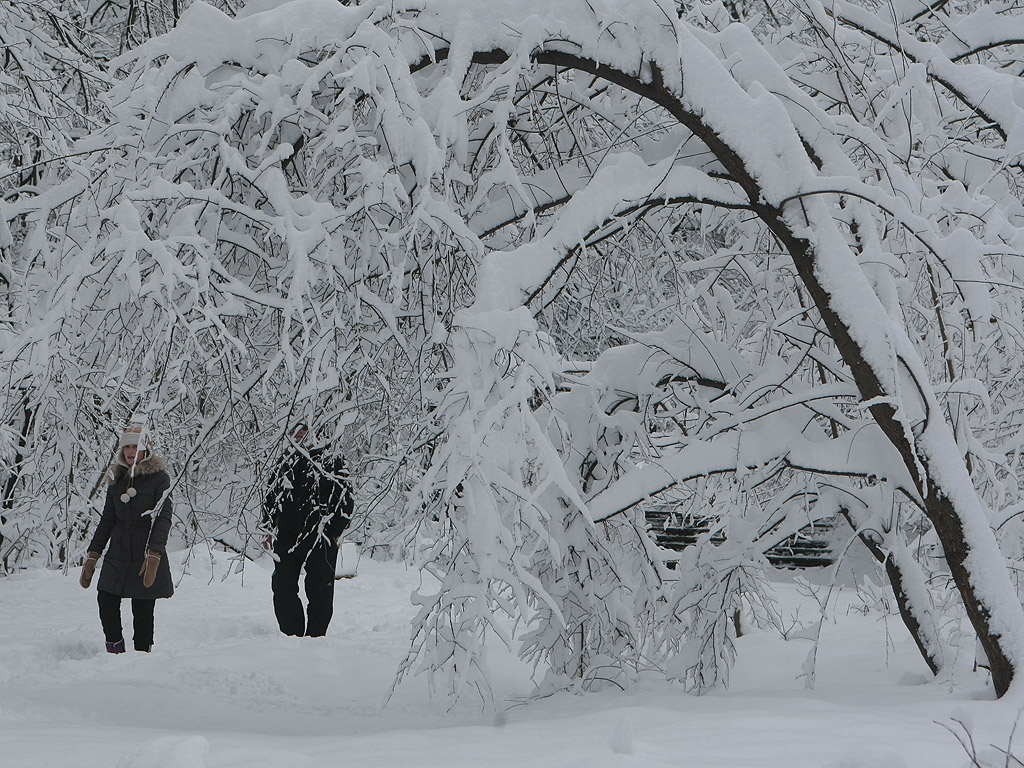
263;424;353;637
80;425;174;653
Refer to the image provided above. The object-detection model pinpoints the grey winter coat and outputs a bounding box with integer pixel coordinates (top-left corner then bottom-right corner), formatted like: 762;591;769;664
87;456;174;599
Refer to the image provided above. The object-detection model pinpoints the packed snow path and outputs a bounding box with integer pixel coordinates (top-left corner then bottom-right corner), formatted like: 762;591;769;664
1;550;1020;767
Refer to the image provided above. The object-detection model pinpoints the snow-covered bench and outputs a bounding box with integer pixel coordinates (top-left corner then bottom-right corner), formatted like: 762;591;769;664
645;508;836;569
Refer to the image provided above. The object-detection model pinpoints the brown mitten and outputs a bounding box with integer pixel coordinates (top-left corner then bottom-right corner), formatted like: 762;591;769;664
79;552;100;588
139;550;161;588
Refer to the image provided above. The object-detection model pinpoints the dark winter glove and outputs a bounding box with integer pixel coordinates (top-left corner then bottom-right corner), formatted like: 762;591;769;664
139;550;161;588
79;552;100;589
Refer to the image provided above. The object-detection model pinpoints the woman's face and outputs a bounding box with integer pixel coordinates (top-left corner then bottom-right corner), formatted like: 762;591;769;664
123;444;147;465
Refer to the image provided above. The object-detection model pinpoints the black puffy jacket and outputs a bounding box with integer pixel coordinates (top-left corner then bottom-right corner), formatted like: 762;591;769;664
87;456;174;599
264;447;353;550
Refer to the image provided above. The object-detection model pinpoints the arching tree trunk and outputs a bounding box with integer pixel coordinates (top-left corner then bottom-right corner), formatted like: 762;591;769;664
434;42;1024;696
776;224;1020;694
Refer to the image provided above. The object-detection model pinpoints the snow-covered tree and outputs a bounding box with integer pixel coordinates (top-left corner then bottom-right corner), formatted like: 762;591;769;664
6;0;1024;702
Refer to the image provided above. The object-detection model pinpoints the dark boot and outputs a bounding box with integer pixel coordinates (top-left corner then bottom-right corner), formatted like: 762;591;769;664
105;639;126;654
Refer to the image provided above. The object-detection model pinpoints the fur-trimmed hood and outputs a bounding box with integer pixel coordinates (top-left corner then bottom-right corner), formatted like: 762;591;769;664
106;455;167;484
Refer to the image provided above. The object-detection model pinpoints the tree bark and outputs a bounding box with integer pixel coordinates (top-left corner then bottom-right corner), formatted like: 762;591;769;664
839;509;942;676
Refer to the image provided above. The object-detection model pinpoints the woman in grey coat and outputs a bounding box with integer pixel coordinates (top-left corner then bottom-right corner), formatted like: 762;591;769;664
79;425;174;653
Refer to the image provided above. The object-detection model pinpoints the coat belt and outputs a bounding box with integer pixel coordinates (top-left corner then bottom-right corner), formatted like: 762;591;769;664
116;520;154;530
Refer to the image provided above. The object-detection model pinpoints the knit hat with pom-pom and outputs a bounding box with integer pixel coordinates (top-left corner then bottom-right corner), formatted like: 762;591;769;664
118;425;148;451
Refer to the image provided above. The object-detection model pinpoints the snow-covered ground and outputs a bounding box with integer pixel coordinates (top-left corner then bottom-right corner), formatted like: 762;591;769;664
1;547;1020;767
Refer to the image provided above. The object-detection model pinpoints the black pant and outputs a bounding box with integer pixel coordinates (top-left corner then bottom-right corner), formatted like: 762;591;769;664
272;536;338;637
97;590;156;650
